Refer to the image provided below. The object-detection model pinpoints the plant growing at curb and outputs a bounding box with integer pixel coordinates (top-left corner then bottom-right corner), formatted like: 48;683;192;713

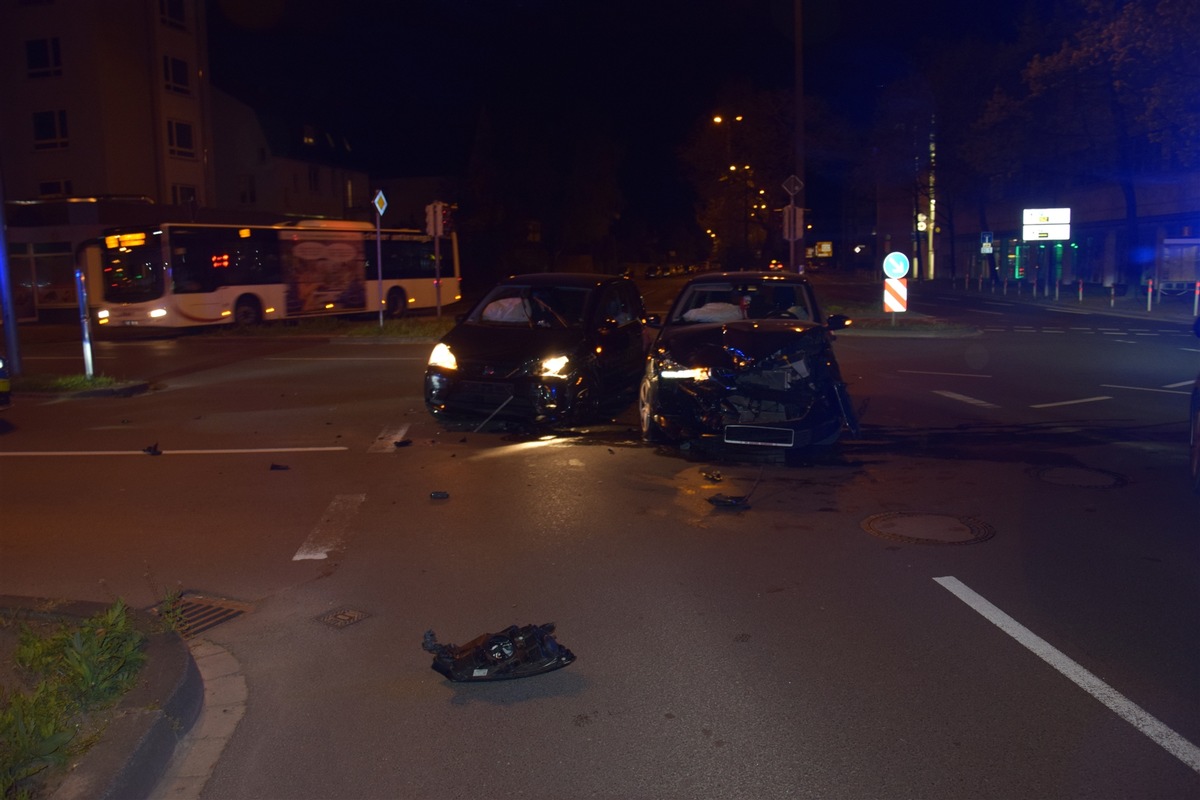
1;600;147;798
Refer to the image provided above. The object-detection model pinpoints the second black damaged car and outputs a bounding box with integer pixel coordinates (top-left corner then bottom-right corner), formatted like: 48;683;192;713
639;271;858;455
424;273;647;429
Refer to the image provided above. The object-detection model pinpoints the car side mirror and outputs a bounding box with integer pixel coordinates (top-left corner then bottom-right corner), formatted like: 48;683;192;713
644;313;662;328
826;314;851;331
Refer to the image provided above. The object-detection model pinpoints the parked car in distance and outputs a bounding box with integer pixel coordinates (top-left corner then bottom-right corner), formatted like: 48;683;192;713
639;271;857;458
425;273;647;429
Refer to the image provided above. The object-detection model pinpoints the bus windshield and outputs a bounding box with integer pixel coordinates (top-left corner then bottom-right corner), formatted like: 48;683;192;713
101;233;165;303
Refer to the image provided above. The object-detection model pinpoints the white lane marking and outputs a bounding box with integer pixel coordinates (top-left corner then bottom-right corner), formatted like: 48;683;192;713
898;370;992;379
1101;384;1191;396
266;356;425;361
932;390;1000;409
1030;396;1111;409
293;493;366;561
0;447;348;457
23;355;117;360
934;576;1200;774
369;424;410;452
1164;380;1196;389
984;301;1015;308
974;309;1006;316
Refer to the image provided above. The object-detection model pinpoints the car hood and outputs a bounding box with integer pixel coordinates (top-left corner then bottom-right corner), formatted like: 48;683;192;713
440;323;587;362
655;320;828;368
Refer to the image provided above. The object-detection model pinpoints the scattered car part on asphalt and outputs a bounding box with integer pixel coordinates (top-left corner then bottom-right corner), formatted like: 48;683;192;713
422;623;576;681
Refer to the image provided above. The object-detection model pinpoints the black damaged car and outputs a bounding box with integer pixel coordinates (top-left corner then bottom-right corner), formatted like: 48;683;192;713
424;273;647;429
639;272;858;455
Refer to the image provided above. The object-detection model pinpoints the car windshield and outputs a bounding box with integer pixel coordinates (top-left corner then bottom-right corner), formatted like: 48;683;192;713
469;285;590;328
669;281;813;323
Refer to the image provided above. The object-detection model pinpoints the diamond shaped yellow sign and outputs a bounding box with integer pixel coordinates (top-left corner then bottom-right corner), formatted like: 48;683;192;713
373;190;387;216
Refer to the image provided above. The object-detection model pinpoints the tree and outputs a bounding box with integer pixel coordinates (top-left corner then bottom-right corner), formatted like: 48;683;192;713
969;0;1200;284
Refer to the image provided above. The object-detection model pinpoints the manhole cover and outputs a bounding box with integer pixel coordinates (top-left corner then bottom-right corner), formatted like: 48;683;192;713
156;593;251;640
1029;465;1127;488
861;512;996;546
317;609;371;629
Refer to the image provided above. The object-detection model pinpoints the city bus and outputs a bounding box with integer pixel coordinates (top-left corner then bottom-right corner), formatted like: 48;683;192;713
92;219;461;328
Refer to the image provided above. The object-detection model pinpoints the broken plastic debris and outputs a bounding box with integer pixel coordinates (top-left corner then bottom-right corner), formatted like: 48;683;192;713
701;469;723;482
270;463;289;471
430;491;450;500
707;493;751;509
422;623;576;682
144;443;162;456
394;439;413;448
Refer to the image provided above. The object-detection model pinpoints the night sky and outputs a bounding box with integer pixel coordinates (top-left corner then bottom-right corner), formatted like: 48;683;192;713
207;0;1022;212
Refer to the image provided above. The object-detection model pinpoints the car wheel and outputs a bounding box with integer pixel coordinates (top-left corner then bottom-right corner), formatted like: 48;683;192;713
1190;392;1200;493
386;287;407;318
638;375;665;442
234;296;263;326
568;371;600;425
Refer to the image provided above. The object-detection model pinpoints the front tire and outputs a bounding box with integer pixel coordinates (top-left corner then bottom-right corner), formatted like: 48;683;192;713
638;375;666;442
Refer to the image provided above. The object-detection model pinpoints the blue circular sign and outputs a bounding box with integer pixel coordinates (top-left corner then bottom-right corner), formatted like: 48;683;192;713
883;251;910;279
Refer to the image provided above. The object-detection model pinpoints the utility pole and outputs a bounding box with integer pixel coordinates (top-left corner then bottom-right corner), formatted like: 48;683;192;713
793;0;805;271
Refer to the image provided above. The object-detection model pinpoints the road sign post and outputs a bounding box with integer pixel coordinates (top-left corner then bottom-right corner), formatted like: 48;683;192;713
882;251;910;322
373;190;387;327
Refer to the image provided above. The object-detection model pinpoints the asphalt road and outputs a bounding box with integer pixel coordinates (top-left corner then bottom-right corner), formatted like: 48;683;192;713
1;279;1198;799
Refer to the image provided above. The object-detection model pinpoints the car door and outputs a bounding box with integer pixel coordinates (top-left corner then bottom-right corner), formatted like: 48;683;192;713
591;282;644;394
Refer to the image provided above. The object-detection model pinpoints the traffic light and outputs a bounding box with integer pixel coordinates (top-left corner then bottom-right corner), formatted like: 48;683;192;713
425;202;441;236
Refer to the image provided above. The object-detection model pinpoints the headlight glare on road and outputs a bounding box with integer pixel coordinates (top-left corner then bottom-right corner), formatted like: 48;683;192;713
428;342;457;370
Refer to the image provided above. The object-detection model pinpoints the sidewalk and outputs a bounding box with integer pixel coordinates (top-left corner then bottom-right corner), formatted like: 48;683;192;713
917;277;1200;325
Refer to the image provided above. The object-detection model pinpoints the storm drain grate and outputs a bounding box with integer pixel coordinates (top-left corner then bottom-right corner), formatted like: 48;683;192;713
158;593;251;640
317;609;371;629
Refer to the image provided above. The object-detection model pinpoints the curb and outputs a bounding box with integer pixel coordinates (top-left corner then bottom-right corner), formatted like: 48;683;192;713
0;596;203;800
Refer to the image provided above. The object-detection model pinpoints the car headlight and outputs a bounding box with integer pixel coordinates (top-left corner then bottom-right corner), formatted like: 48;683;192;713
659;360;710;381
539;355;570;378
428;342;457;370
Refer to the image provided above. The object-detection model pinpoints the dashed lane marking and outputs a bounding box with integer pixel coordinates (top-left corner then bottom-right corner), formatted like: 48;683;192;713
932;390;1001;409
1029;396;1111;409
1101;384;1190;395
293;493;366;561
898;370;991;379
368;424;410;452
0;447;348;457
934;576;1200;775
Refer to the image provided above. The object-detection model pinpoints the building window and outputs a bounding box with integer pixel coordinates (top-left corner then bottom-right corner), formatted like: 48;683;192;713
32;110;68;149
37;179;72;197
159;0;186;29
167;119;195;158
163;56;190;94
26;38;62;78
238;174;256;204
172;184;198;205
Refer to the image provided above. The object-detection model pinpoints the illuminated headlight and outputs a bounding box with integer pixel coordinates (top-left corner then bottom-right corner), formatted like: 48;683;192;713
660;363;710;381
97;309;110;320
428;342;457;370
149;308;168;319
538;355;570;378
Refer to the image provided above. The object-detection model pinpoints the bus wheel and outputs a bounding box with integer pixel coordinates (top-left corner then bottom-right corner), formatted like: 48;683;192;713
386;287;408;318
234;296;263;326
